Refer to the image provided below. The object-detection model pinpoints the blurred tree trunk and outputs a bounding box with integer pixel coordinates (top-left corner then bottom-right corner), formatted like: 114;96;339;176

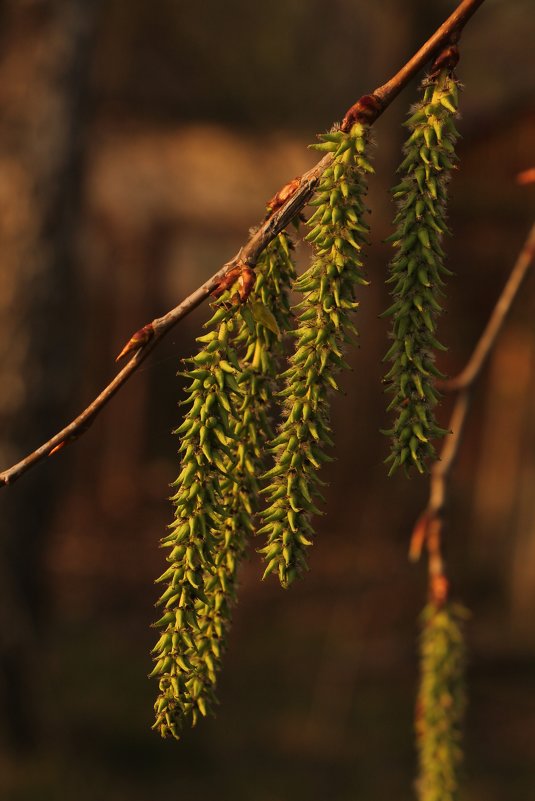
0;0;97;750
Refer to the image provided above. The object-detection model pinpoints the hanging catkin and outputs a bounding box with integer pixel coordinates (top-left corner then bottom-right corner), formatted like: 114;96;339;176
258;121;373;587
152;234;295;737
383;48;461;474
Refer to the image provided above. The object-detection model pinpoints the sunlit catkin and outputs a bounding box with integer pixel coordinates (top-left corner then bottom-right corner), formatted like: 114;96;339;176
383;59;460;474
258;123;372;587
152;234;295;737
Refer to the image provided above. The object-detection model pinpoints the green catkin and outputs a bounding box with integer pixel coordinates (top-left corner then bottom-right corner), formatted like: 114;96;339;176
151;300;241;738
383;68;460;474
152;233;295;738
258;123;372;588
416;602;467;801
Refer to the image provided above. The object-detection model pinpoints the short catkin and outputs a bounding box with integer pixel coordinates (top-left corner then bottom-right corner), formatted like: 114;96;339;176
416;603;466;801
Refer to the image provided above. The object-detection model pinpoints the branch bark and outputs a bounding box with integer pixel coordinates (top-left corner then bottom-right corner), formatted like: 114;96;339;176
410;223;535;604
0;0;488;487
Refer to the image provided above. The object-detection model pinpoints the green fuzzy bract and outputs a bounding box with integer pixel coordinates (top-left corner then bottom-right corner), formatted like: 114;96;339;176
383;70;460;474
151;233;295;738
258;123;372;588
416;602;467;801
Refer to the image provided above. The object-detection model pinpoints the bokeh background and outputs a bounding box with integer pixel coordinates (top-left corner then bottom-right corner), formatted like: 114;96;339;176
0;0;534;798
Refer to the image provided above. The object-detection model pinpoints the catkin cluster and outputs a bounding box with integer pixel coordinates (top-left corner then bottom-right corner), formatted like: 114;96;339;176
416;602;466;801
383;67;460;474
258;123;372;588
150;46;468;759
152;234;295;737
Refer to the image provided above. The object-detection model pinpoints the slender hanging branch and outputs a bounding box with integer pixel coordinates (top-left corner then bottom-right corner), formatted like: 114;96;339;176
410;222;535;603
0;0;487;488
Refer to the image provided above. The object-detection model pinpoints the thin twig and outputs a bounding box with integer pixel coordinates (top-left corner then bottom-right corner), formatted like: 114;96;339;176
0;0;487;487
410;223;535;604
373;0;485;107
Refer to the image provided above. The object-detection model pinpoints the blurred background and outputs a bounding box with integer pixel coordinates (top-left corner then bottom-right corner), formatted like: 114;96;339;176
0;0;534;798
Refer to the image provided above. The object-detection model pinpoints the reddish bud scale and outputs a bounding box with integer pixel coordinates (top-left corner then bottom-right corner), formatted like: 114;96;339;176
266;177;301;215
430;573;449;607
410;511;431;562
237;267;256;302
116;323;155;362
429;44;460;78
341;94;382;133
212;262;256;304
49;440;68;456
211;266;242;299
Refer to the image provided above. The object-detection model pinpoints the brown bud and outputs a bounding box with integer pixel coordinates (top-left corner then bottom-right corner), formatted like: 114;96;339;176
237;266;256;303
116;323;154;362
409;511;430;562
266;177;301;215
430;44;459;76
210;265;242;299
49;440;68;456
340;94;382;132
211;262;256;303
430;573;449;607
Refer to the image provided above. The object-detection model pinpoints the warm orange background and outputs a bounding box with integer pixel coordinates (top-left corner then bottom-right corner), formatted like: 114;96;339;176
0;1;534;799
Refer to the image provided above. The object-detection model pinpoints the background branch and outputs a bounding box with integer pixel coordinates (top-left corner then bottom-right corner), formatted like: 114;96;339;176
410;222;535;603
0;0;487;487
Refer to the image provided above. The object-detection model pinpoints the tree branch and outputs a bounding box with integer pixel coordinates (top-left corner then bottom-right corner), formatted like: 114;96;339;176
0;0;488;487
372;0;485;108
410;223;535;604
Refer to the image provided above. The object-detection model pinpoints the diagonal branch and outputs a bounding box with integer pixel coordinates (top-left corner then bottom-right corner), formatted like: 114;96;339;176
0;0;487;487
410;222;535;604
